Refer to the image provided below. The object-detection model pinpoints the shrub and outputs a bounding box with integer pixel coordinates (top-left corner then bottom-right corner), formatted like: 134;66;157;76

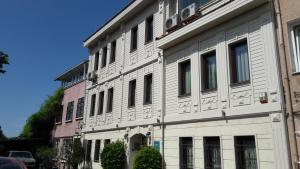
36;147;57;169
65;139;85;169
133;146;162;169
100;140;126;169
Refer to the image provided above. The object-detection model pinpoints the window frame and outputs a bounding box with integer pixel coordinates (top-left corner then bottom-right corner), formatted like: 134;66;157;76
289;22;300;73
107;88;114;113
110;40;116;64
228;39;251;86
128;79;137;108
144;73;153;105
234;136;258;169
65;101;74;122
201;50;217;92
90;94;96;117
98;91;105;115
179;137;194;169
76;97;85;119
131;25;138;52
94;52;99;71
55;105;63;124
101;46;108;68
145;15;154;44
94;140;101;162
178;59;191;97
203;136;221;169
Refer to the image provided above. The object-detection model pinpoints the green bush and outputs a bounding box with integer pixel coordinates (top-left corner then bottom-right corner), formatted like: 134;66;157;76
100;140;126;169
133;146;162;169
65;139;85;169
36;147;57;169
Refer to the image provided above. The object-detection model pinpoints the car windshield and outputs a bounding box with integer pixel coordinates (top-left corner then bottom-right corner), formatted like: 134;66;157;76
10;152;32;158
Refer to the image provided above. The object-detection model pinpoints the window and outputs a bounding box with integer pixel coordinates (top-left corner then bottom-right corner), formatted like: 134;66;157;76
76;97;85;118
169;0;177;16
180;137;193;169
55;105;63;123
94;52;99;71
180;0;210;10
101;47;107;68
131;26;138;51
128;80;136;107
229;40;250;85
110;40;116;63
145;15;154;43
202;51;217;91
291;24;300;72
144;74;153;104
179;60;191;96
98;91;104;115
234;136;257;169
104;139;111;146
90;94;96;117
107;88;114;113
86;140;92;161
66;101;74;121
62;138;72;159
94;140;101;162
204;137;221;169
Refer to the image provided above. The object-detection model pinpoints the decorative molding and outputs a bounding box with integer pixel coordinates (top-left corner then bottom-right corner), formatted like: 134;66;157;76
201;96;218;111
231;90;251;107
143;107;153;119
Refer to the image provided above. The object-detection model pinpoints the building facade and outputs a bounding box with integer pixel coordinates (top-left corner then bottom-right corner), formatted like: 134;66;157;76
274;0;300;168
82;0;291;169
53;60;88;169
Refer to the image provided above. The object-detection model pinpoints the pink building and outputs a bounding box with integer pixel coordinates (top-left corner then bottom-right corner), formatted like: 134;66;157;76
53;60;88;169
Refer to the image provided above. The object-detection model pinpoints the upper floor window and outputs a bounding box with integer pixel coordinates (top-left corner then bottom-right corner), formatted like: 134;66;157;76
90;94;96;117
180;0;210;10
234;136;257;169
202;51;217;91
76;97;85;118
144;74;153;104
98;91;104;115
107;88;114;113
204;137;221;169
101;47;107;68
66;101;74;121
110;40;116;64
179;137;193;169
131;26;138;52
291;24;300;72
179;60;191;96
94;52;99;71
145;15;154;43
55;105;63;123
229;39;250;85
128;79;136;107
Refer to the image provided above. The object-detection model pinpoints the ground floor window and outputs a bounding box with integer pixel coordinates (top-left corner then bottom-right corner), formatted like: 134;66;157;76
86;140;92;161
180;137;193;169
94;140;101;162
234;136;257;169
204;137;221;169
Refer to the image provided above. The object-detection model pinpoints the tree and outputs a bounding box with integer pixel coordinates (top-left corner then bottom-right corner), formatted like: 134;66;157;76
36;147;57;169
0;126;7;141
20;88;64;142
0;51;9;74
65;139;85;169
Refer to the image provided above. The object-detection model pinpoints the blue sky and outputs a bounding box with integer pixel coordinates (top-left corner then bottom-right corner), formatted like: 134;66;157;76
0;0;130;137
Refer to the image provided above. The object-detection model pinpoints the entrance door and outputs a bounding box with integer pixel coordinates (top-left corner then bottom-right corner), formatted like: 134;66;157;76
129;134;147;169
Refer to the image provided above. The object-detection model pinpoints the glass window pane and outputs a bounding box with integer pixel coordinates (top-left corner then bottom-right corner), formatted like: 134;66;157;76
180;137;193;169
179;60;191;96
204;137;221;169
202;51;217;90
235;136;257;169
98;92;104;115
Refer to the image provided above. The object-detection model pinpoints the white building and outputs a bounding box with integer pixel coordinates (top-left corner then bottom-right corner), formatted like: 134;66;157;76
82;0;291;169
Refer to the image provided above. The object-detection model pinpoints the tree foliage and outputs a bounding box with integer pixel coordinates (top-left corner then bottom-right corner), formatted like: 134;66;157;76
100;140;126;169
133;146;162;169
36;147;57;169
0;126;7;141
65;139;85;169
20;88;64;141
0;51;9;74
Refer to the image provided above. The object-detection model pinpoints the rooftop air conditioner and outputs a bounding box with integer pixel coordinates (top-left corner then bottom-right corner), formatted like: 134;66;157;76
165;14;179;32
181;3;198;22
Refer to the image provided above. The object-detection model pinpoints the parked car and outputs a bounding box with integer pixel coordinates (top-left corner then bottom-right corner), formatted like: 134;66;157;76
7;151;36;168
0;157;27;169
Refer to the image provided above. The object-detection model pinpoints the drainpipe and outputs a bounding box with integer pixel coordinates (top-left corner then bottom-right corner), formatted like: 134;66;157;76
272;0;299;168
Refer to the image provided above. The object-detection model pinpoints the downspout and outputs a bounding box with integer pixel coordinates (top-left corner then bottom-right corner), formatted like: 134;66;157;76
272;0;299;167
83;61;89;168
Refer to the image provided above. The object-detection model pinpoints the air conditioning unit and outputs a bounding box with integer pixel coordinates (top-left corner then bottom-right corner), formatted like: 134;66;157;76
87;71;97;81
165;14;179;32
181;3;198;22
